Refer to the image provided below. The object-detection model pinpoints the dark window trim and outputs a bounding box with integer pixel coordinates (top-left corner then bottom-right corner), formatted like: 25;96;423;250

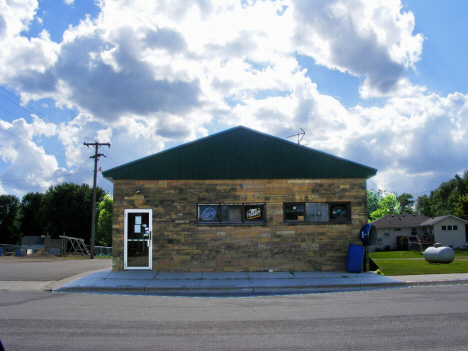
283;203;306;222
197;203;266;225
283;202;352;224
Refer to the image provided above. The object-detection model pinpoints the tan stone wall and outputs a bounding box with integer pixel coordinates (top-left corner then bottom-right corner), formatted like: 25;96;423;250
112;179;367;272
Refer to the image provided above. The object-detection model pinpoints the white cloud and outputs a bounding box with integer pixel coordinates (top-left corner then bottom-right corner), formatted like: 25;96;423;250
0;0;465;199
292;0;424;97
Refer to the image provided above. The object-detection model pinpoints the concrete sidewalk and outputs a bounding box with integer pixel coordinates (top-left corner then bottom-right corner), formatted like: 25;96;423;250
52;270;468;297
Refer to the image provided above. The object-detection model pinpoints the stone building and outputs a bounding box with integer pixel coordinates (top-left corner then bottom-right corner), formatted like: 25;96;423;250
102;126;377;272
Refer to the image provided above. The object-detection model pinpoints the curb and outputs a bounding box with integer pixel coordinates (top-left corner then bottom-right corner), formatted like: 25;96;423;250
54;281;410;296
402;279;468;287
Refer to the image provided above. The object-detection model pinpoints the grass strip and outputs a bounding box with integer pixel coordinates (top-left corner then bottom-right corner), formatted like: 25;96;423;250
372;259;468;276
370;250;468;260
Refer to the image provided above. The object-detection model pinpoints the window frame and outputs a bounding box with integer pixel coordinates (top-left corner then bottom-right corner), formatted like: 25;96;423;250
197;203;266;225
283;202;351;224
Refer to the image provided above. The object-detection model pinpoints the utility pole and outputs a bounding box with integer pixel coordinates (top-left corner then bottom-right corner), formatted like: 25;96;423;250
84;141;110;259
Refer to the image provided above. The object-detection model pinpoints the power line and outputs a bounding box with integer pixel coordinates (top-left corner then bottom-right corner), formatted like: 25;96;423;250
0;88;60;126
412;189;434;196
0;86;95;142
0;171;93;182
1;86;128;165
0;126;71;161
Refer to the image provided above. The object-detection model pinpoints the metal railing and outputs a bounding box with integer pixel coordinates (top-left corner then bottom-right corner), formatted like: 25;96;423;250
93;246;112;256
0;244;22;256
0;243;112;257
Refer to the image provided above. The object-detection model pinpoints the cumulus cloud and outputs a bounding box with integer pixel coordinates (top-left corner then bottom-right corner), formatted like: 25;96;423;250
0;0;465;198
293;0;423;97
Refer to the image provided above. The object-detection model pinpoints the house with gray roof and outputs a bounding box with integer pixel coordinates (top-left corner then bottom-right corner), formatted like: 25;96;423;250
103;126;377;272
371;214;468;251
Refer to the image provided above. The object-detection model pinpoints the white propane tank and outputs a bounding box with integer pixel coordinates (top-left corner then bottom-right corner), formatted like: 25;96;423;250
423;246;455;264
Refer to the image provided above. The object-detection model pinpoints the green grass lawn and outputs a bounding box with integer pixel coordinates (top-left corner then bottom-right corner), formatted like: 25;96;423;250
370;250;468;260
370;250;468;275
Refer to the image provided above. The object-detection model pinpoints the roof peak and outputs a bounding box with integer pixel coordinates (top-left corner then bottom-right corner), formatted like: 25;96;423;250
103;126;377;181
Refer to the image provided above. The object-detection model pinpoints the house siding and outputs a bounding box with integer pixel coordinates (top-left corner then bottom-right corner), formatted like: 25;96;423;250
433;218;466;249
112;178;367;272
375;226;425;250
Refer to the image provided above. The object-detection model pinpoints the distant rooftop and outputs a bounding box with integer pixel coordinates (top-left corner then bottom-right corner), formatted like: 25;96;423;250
372;214;468;228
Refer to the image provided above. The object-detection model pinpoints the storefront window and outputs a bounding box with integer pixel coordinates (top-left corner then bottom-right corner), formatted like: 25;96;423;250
198;204;265;224
283;202;350;223
244;204;265;222
222;205;242;223
284;204;305;221
198;205;220;223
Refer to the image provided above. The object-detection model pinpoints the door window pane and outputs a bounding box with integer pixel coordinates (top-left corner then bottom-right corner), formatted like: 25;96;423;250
127;212;150;268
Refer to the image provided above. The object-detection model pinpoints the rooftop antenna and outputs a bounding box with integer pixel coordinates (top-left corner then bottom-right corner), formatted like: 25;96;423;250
287;128;305;144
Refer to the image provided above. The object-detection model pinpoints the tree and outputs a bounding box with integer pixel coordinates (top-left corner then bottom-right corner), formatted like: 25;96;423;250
39;183;105;244
96;194;113;246
370;193;400;220
454;193;468;220
415;194;432;216
415;170;468;217
398;193;415;214
19;192;45;237
0;195;21;244
367;190;379;220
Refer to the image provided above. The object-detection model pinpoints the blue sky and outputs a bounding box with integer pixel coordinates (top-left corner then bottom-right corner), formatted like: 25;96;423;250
1;0;468;202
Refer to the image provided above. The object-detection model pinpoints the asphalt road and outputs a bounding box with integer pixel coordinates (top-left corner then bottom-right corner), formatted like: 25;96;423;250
0;257;111;281
1;285;468;350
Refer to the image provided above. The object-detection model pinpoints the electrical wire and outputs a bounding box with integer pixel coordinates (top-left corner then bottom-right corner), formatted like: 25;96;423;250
0;86;127;165
0;171;93;182
0;126;70;161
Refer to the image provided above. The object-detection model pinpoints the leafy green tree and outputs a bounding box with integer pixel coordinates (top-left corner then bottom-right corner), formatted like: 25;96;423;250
367;190;379;220
454;193;468;220
96;194;113;246
370;193;400;220
398;193;415;214
19;192;45;237
415;170;468;217
39;183;105;244
416;194;432;216
0;195;21;244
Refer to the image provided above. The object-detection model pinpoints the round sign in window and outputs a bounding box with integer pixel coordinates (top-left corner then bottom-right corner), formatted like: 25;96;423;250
202;207;217;221
331;205;347;219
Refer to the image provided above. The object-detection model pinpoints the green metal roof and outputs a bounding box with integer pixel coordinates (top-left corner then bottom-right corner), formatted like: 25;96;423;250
102;126;377;181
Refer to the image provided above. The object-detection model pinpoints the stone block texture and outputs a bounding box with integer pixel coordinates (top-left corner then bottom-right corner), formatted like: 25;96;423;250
112;179;367;272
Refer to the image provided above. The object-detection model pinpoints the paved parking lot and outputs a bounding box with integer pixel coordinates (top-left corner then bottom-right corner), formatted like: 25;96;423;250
0;256;111;291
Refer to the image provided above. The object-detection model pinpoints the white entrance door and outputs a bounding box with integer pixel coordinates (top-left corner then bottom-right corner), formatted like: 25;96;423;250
124;209;152;270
